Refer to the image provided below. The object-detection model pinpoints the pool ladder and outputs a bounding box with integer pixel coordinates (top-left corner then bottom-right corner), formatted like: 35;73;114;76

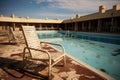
63;32;75;38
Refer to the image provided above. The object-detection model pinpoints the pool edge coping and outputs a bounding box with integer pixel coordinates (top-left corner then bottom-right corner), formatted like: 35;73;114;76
66;54;115;80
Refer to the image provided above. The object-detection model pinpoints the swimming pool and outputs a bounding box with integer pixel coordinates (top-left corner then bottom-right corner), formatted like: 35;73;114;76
37;31;120;80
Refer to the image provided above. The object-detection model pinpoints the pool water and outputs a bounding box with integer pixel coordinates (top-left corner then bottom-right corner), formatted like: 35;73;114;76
37;31;120;80
55;38;120;80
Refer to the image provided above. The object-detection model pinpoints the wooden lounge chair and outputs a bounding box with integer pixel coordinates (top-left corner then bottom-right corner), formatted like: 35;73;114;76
21;25;66;80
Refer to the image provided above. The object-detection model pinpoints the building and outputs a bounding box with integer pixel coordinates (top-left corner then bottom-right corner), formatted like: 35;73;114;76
0;4;120;33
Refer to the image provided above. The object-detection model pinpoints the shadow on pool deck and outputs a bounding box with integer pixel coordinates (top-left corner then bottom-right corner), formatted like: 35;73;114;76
0;55;106;80
0;57;48;80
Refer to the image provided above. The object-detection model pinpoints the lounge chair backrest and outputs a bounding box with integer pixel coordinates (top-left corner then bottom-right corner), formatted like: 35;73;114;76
22;26;41;50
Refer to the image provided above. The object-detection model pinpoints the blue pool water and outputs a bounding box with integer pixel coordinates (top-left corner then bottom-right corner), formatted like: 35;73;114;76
37;31;120;80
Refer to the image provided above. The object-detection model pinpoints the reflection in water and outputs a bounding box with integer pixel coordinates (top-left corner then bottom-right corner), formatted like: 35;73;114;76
99;68;108;74
111;49;120;56
96;55;102;59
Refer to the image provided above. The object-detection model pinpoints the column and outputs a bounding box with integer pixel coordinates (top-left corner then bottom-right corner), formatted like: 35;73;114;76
74;22;78;31
51;24;54;30
13;23;15;31
97;19;101;32
88;21;91;32
82;22;84;31
39;24;42;30
110;18;114;32
65;24;67;31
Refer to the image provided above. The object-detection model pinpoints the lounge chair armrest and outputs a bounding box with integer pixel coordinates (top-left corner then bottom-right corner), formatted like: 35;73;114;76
40;41;65;53
23;47;51;59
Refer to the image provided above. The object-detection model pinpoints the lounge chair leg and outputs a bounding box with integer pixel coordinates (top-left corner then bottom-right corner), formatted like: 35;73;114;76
48;59;52;80
48;66;51;80
63;55;66;66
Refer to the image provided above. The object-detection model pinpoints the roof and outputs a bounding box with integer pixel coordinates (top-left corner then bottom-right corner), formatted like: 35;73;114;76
63;7;120;23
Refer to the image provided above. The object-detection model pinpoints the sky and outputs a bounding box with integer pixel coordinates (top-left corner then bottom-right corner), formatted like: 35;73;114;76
0;0;120;19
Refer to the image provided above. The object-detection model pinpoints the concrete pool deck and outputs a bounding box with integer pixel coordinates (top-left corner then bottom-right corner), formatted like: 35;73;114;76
0;33;115;80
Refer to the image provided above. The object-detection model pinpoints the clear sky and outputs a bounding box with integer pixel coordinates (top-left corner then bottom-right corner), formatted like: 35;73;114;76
0;0;120;19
